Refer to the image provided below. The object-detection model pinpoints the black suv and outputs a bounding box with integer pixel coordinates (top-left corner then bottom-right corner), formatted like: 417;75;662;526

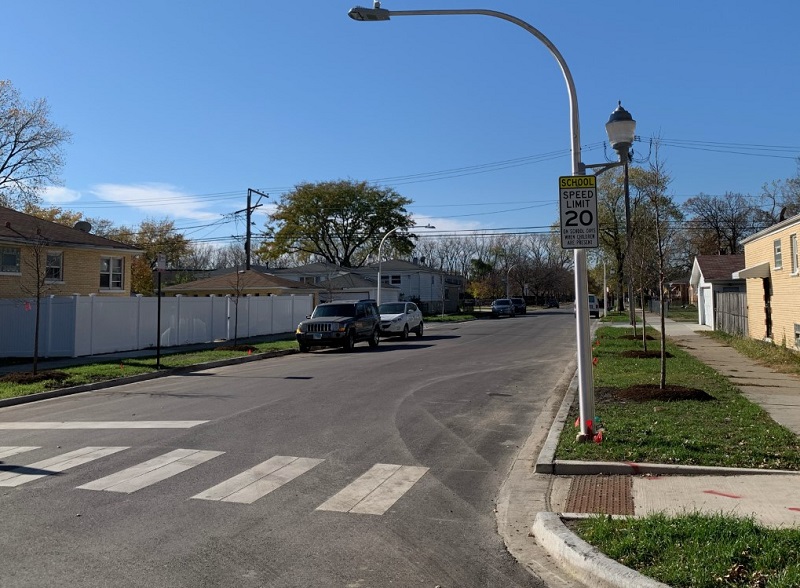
510;297;527;315
296;300;380;352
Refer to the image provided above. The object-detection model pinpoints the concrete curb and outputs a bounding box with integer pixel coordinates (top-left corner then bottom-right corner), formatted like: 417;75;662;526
0;349;297;409
531;512;670;588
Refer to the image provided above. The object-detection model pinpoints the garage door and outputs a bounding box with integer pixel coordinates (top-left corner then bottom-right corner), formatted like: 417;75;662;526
700;287;713;327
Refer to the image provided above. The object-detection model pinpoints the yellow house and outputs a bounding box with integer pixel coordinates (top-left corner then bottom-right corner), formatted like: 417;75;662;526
734;212;800;349
0;206;141;298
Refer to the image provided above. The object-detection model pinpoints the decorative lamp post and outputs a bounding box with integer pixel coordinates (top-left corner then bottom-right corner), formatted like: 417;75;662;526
605;102;636;322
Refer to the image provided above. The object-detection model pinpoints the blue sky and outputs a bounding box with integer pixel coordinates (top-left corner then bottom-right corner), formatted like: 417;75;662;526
5;1;800;248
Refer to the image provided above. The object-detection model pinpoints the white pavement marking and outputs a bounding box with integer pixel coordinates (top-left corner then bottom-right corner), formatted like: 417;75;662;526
0;421;208;429
0;447;129;487
0;446;39;459
77;449;223;493
316;464;429;515
193;456;324;504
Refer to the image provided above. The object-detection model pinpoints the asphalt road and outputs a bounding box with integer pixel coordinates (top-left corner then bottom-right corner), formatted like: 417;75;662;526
0;309;575;588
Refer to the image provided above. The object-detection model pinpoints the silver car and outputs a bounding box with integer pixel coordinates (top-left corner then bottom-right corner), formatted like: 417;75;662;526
378;301;424;339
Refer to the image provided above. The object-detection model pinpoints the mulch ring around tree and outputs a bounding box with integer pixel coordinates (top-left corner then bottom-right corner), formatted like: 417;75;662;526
618;334;656;341
0;370;70;385
621;350;674;359
595;385;715;403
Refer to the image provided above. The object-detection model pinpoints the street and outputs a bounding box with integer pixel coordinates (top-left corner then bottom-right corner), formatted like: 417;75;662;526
0;310;575;588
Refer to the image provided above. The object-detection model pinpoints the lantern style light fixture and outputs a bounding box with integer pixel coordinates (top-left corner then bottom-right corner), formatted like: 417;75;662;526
605;102;636;160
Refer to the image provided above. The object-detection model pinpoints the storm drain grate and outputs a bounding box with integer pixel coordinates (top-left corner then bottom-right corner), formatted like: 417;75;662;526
564;475;634;515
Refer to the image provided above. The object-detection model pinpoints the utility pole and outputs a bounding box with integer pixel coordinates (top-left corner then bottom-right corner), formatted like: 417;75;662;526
235;189;269;270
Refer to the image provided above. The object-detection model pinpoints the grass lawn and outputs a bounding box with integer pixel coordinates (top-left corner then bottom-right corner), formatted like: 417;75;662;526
573;513;800;588
559;325;800;587
555;326;800;470
0;339;298;400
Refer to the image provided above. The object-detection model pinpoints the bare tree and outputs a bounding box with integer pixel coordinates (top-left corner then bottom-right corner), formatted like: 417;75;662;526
0;81;72;208
17;226;58;374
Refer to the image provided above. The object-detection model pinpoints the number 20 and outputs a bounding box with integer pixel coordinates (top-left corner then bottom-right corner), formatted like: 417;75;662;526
565;210;593;226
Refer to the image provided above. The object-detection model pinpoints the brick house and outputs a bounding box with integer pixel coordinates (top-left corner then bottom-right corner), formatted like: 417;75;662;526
0;206;141;298
734;212;800;349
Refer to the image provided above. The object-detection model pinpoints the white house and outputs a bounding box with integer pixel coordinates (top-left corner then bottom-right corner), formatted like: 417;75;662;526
689;254;746;329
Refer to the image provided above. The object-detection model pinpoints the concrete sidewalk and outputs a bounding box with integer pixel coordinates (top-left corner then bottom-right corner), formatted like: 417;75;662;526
531;316;800;588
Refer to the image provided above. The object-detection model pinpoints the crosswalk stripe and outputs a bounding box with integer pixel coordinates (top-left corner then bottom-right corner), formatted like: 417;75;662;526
0;447;129;487
77;449;223;493
0;421;207;429
0;446;39;459
193;456;325;504
316;464;429;515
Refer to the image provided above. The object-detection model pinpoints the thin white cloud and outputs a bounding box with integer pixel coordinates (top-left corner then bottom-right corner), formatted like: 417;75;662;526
90;183;220;221
411;215;482;234
41;186;82;204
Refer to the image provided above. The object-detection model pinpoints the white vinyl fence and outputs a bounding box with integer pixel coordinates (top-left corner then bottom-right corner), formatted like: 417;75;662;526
0;294;313;358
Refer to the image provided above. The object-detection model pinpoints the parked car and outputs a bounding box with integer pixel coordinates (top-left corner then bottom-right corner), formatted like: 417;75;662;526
546;299;560;308
509;297;527;315
378;301;424;339
296;299;380;352
490;298;516;318
588;294;600;318
574;294;600;318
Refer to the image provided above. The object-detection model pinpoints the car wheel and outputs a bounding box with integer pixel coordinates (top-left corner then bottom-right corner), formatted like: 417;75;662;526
400;324;409;340
298;342;310;353
368;328;380;348
343;330;355;351
415;321;424;338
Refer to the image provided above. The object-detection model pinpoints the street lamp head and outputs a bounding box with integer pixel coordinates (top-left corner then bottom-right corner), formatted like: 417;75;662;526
348;5;391;21
605;101;636;160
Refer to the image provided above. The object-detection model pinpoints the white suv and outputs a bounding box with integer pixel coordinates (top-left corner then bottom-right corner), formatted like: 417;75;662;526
378;301;424;339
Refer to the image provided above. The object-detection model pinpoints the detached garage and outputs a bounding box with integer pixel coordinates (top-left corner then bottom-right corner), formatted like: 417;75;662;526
689;254;746;329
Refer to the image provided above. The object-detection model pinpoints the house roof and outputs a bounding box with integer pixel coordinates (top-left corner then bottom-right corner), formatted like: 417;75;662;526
366;259;440;273
163;269;320;293
691;254;745;284
0;206;140;252
741;211;800;245
316;273;397;290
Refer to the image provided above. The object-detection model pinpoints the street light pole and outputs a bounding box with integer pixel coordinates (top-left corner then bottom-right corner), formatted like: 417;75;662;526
377;223;435;306
349;3;599;439
506;264;516;299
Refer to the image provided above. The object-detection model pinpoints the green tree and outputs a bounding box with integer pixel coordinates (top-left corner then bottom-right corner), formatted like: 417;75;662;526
259;180;414;268
105;218;190;295
0;80;72;208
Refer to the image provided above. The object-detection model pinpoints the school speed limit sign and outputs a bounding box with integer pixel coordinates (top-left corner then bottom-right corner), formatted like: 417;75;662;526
559;175;598;249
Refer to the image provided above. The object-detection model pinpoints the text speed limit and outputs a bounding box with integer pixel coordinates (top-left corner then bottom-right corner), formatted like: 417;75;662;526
559;175;598;249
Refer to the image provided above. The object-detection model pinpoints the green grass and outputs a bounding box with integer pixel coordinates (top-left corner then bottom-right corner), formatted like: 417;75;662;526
705;331;800;377
555;326;800;470
573;513;800;588
425;313;477;322
0;339;298;400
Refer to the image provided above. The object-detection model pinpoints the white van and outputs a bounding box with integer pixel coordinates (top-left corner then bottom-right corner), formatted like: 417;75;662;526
588;294;600;318
573;294;601;318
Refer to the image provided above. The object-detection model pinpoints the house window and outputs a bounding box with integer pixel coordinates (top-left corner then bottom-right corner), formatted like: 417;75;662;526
1;247;21;273
390;275;401;285
100;257;124;289
791;234;798;275
46;252;63;281
773;239;782;269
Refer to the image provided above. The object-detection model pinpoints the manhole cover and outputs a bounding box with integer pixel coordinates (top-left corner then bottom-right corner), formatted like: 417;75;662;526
565;475;634;515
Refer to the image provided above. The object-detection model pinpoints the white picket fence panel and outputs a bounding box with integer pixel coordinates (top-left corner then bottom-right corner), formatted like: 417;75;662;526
0;294;312;358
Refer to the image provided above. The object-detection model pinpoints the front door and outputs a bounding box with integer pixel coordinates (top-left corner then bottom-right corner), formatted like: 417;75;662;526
763;278;773;340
